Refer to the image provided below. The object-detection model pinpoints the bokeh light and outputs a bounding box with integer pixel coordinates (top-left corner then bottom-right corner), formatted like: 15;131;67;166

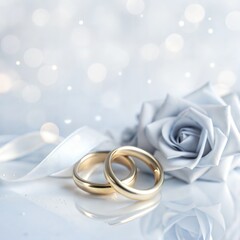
1;0;240;137
126;0;145;15
225;11;240;31
64;119;72;124
23;48;44;68
95;115;102;122
38;65;58;86
178;20;184;27
208;28;213;34
165;34;184;52
184;4;205;23
209;62;215;68
87;63;107;83
40;122;60;143
0;73;12;93
71;27;91;47
32;8;50;26
67;86;72;91
217;70;236;87
1;35;20;55
22;85;41;103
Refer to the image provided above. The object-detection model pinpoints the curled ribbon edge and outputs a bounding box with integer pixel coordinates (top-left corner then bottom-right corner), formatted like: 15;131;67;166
0;126;113;182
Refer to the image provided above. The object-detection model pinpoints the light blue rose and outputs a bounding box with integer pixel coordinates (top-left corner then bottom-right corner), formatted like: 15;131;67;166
122;83;240;182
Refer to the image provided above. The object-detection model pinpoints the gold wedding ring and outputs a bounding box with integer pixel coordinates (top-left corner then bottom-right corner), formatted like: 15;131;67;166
73;151;137;195
104;146;164;201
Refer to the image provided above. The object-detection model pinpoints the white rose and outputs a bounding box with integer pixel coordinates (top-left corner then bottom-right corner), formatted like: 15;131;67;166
122;83;240;183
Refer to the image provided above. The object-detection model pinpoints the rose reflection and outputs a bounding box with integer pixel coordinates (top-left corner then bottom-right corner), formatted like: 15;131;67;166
74;172;240;238
141;174;239;240
5;171;240;238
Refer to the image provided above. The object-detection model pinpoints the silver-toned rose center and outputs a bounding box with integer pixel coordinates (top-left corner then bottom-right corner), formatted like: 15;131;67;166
175;127;201;152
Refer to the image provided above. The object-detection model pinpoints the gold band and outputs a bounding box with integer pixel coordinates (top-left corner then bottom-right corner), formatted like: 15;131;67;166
104;146;164;200
73;151;137;195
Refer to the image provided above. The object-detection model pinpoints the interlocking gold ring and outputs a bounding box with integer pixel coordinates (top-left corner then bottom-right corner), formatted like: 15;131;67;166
104;146;164;201
73;151;137;195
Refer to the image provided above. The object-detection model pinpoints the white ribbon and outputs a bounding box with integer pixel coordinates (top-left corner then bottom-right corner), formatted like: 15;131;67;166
0;126;113;182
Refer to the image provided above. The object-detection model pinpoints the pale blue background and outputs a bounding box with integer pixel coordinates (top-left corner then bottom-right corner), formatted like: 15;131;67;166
0;0;239;137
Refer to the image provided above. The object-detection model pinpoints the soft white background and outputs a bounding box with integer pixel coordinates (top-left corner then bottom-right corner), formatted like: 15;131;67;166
0;0;239;137
1;2;240;239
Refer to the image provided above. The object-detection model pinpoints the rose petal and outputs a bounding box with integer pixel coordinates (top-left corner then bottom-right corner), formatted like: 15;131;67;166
154;95;203;121
137;100;163;152
197;127;228;167
146;120;198;159
160;136;199;159
147;115;211;161
185;82;225;105
196;131;211;156
162;118;202;153
199;155;234;182
138;101;162;129
222;116;240;156
202;105;230;136
121;126;138;146
154;129;208;171
169;118;201;152
201;103;240;170
178;108;214;148
218;100;240;156
155;128;227;182
231;154;240;170
157;163;209;183
177;133;200;153
223;93;240;132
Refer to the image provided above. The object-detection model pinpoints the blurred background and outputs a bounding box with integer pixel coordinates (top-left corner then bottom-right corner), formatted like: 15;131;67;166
0;0;239;137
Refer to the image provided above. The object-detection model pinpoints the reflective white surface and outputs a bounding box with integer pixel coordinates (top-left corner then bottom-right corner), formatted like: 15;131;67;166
1;170;240;239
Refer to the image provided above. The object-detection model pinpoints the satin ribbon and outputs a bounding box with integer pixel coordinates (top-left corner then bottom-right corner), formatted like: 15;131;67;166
0;127;114;182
